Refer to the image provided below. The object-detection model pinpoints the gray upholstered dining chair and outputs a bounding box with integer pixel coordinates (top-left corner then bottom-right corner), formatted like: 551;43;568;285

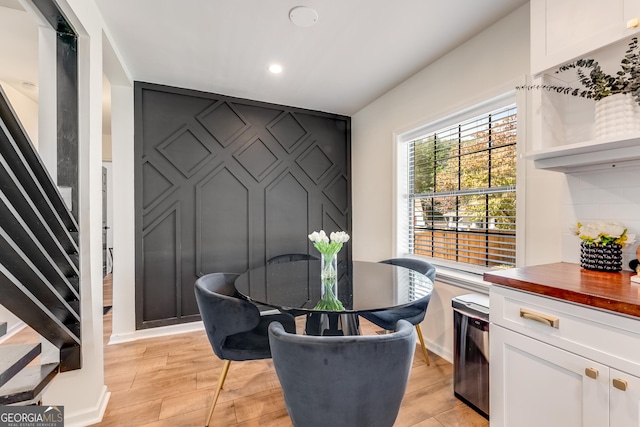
266;253;319;319
268;319;416;427
360;258;435;365
194;272;296;427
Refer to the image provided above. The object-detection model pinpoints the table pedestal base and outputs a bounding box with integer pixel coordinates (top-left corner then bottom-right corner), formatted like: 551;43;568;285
305;313;360;336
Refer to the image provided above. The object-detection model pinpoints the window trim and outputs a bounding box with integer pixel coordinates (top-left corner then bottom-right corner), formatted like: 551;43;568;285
393;78;527;275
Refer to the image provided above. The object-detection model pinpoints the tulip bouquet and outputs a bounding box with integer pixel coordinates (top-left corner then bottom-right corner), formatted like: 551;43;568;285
308;230;350;311
307;230;350;257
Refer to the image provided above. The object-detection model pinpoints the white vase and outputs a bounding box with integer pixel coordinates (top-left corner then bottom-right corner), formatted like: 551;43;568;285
594;94;640;140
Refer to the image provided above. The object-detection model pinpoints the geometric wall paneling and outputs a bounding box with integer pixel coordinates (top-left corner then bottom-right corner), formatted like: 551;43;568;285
296;140;335;184
156;125;216;178
267;111;309;154
141;157;178;214
197;100;250;148
323;173;349;215
195;166;249;277
140;202;181;325
265;171;310;261
323;208;348;236
135;81;350;329
233;135;282;183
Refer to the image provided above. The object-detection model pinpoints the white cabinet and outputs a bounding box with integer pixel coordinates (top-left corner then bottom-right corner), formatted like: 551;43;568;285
531;0;640;75
610;368;640;426
492;325;609;427
528;0;640;171
490;285;640;426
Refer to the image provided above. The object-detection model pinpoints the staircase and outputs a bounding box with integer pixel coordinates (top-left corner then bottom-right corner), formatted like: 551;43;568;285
0;324;59;405
0;85;81;404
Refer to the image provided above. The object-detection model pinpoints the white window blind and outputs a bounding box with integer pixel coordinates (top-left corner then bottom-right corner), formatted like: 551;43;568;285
408;104;517;269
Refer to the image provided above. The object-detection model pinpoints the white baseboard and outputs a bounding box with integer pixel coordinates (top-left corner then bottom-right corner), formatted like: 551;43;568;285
108;321;205;345
61;386;110;427
423;337;453;364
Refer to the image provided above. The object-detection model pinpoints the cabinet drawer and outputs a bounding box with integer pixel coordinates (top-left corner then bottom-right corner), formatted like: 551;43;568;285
490;285;640;377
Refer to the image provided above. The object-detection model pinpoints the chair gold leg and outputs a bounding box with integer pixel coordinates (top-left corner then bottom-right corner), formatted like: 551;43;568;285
205;360;231;427
415;324;430;366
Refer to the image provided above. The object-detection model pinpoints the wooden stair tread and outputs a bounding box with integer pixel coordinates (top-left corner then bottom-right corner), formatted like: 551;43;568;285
0;363;58;405
0;343;41;388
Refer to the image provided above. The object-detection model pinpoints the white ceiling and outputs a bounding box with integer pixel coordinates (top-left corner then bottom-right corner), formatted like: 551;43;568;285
95;0;528;116
0;0;528;120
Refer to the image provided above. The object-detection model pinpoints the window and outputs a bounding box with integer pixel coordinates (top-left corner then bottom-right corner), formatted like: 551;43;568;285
407;104;517;270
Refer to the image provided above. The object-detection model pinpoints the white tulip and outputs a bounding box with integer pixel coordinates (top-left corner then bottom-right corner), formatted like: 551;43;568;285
330;231;350;243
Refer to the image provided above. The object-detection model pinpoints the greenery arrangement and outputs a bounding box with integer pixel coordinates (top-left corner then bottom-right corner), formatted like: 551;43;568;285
518;37;640;106
575;221;636;247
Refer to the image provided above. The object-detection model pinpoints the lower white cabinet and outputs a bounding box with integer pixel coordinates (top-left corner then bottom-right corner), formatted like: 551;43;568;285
610;368;640;426
490;285;640;427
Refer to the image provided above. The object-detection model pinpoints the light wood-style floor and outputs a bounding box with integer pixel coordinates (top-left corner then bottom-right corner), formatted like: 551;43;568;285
7;275;489;426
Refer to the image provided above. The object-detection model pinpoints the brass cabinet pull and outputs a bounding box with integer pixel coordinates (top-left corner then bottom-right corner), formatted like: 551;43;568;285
613;378;628;391
585;368;599;380
519;308;559;328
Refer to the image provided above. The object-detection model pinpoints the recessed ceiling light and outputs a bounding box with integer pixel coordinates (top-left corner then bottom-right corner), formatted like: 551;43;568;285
268;64;283;74
289;6;318;27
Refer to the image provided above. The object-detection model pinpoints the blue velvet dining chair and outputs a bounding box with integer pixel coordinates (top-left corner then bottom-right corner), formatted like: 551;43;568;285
266;253;319;319
194;272;296;427
360;258;436;365
268;319;416;427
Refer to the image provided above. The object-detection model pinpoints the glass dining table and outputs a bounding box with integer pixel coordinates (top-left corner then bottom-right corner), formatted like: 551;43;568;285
234;259;434;336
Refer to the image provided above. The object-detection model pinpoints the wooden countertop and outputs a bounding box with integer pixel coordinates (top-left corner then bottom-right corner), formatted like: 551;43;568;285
483;262;640;318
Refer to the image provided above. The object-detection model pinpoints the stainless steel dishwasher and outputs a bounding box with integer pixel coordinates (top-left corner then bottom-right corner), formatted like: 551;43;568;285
452;293;490;420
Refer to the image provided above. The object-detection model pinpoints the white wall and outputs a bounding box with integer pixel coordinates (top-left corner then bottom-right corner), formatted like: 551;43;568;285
109;83;136;341
0;81;39;147
560;162;640;270
102;133;112;161
351;4;564;359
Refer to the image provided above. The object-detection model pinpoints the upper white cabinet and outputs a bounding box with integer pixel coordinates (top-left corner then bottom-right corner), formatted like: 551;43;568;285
526;4;640;172
531;0;640;75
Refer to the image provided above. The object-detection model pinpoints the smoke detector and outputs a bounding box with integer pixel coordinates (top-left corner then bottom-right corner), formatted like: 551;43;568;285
289;6;318;27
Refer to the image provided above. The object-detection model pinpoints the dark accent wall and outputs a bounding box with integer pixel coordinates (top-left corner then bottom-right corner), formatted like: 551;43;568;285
134;82;351;329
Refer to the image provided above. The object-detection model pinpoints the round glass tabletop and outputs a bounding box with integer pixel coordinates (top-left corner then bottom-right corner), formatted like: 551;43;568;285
235;260;434;313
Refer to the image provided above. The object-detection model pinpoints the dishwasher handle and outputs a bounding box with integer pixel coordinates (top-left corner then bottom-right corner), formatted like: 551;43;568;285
453;306;489;324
